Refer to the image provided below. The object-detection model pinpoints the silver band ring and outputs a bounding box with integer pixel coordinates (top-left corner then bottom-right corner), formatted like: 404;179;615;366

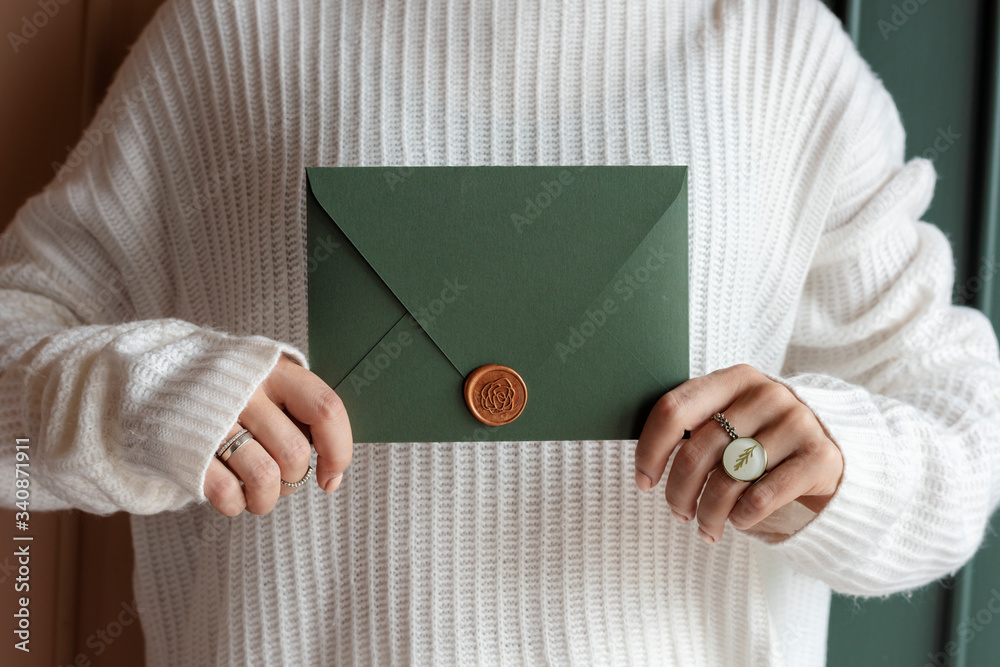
217;427;248;458
713;412;768;483
218;429;253;463
281;465;314;488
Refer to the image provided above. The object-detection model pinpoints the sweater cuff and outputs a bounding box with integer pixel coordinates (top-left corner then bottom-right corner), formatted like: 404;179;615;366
122;326;308;511
734;371;899;586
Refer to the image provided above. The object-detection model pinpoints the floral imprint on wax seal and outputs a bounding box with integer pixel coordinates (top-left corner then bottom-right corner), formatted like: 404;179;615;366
480;378;515;414
464;365;527;426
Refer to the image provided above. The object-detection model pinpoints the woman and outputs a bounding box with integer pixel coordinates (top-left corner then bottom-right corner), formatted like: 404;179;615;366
2;0;998;664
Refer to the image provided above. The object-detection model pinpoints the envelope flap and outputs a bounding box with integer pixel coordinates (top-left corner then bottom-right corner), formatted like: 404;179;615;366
306;166;686;377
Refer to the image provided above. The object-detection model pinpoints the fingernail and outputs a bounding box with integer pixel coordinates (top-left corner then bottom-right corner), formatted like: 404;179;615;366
671;509;691;523
324;472;343;493
634;469;653;492
698;526;716;544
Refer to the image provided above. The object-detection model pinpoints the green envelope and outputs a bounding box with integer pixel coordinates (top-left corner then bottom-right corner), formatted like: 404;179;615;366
306;165;689;443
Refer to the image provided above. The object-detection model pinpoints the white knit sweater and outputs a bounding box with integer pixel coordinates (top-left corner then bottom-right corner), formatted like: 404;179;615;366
2;0;1000;665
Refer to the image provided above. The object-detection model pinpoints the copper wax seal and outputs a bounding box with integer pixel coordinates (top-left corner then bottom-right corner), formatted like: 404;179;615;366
464;364;527;426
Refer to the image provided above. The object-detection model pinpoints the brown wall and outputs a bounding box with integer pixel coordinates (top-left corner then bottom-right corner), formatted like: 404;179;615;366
1;1;166;665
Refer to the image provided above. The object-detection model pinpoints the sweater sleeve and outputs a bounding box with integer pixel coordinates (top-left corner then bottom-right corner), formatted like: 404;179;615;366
0;1;309;516
736;55;1000;597
0;260;306;516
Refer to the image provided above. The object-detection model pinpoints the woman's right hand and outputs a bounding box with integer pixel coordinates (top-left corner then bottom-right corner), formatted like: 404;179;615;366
203;355;353;516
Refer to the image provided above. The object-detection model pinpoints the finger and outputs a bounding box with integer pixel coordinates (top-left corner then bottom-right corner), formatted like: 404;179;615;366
663;380;786;519
692;467;750;543
204;458;247;516
222;438;281;514
205;422;253;512
285;409;313;442
239;391;312;496
728;441;843;531
634;364;760;490
695;418;803;542
693;420;789;541
264;358;353;493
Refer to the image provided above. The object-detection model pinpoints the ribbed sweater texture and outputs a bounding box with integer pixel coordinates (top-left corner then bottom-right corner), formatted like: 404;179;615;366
2;1;1000;665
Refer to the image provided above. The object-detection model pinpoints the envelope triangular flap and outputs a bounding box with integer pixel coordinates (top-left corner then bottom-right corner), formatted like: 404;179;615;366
306;166;686;378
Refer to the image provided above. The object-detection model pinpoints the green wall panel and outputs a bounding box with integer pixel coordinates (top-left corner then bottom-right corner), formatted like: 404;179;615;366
828;587;947;666
855;1;985;273
954;4;1000;667
817;1;999;666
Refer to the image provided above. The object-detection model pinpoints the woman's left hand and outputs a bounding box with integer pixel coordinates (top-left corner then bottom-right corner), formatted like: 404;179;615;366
633;363;844;544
